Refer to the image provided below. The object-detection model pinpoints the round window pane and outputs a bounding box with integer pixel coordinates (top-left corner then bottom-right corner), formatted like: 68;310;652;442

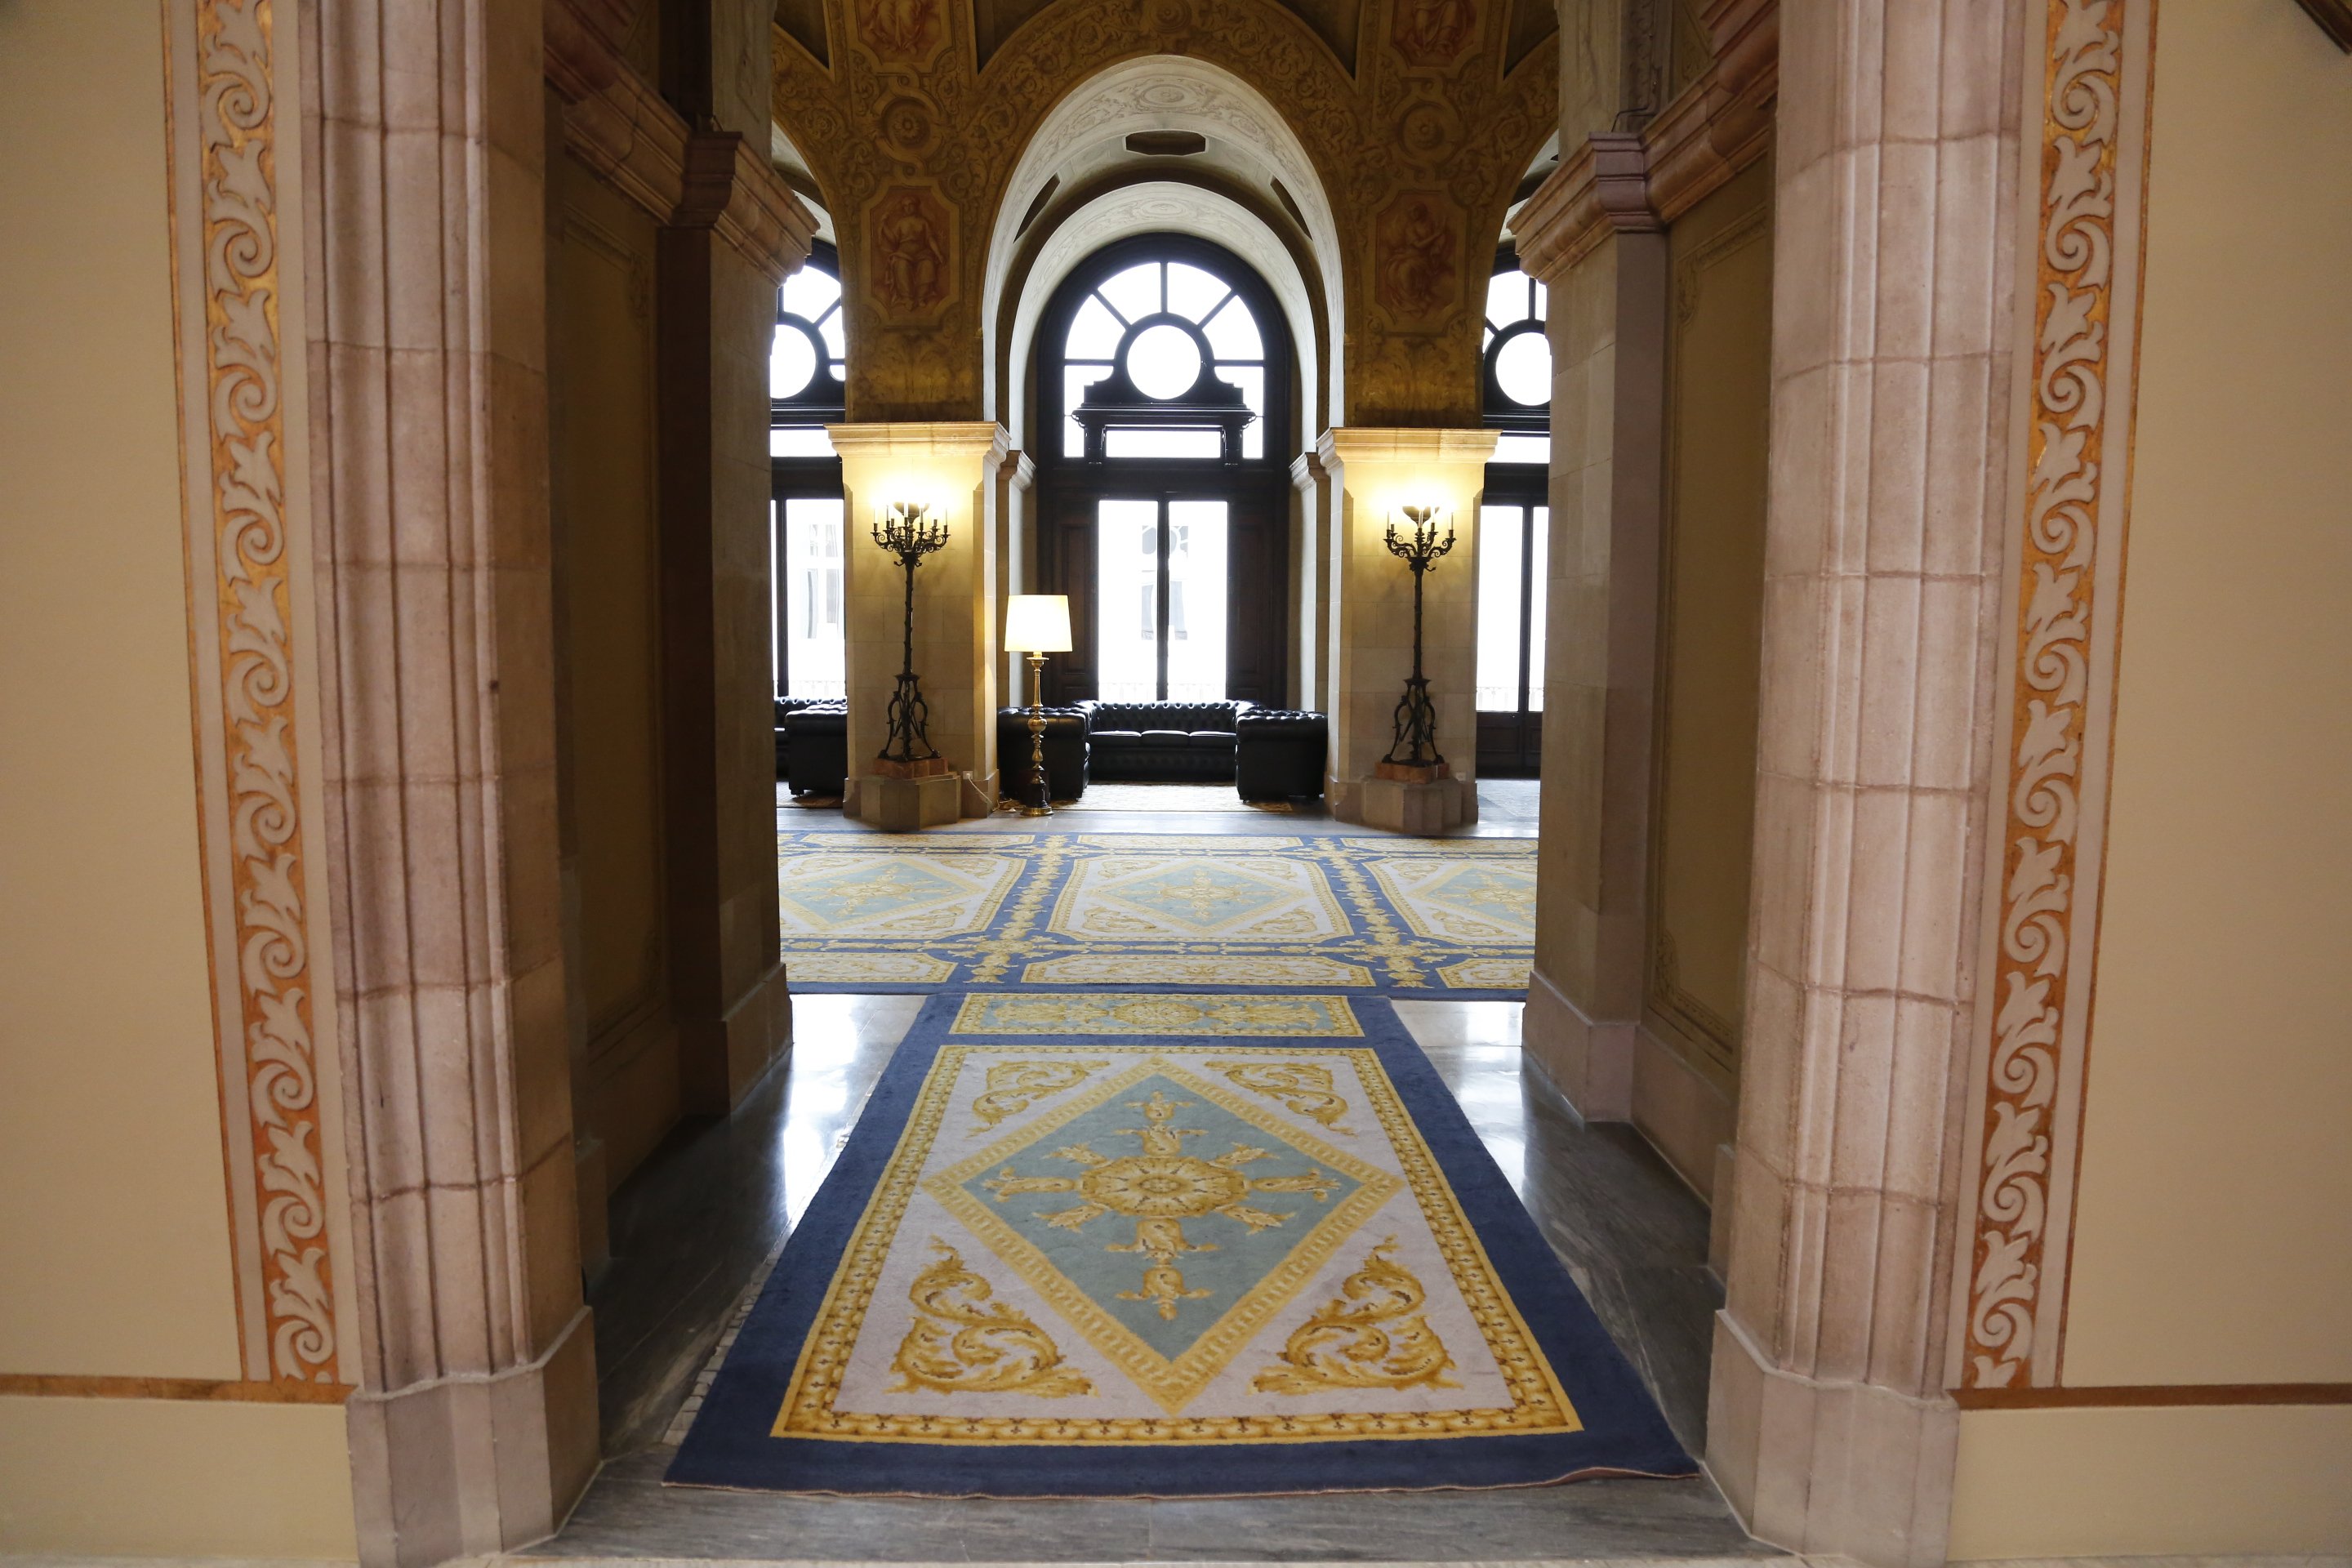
1494;329;1551;407
1127;323;1201;399
781;266;840;318
770;327;817;399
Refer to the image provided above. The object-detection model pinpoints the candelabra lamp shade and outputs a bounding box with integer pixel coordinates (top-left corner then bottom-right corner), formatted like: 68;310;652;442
1003;594;1073;653
1003;594;1071;816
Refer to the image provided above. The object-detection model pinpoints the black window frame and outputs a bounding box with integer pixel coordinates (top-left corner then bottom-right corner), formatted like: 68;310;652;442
772;241;848;700
1032;234;1296;707
1477;244;1552;777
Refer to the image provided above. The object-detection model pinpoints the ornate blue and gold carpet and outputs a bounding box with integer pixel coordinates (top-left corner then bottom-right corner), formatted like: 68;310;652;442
667;993;1691;1496
776;831;1535;997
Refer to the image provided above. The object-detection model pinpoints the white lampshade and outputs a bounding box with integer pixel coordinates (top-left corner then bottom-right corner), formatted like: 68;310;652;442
1003;594;1072;654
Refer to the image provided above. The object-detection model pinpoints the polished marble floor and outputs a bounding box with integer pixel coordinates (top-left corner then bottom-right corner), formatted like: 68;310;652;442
547;979;1751;1561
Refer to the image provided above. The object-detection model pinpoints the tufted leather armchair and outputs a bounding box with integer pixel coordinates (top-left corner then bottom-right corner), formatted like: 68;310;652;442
996;706;1091;802
1078;699;1255;782
782;702;848;798
1236;709;1329;801
773;696;836;778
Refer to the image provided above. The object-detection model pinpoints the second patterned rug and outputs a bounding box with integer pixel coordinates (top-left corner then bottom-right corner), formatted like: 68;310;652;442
667;991;1690;1497
775;830;1535;997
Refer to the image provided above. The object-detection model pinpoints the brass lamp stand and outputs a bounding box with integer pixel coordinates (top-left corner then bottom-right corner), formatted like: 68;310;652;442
1002;595;1073;816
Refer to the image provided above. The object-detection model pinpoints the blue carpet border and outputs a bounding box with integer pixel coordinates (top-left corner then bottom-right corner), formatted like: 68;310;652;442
666;992;1695;1497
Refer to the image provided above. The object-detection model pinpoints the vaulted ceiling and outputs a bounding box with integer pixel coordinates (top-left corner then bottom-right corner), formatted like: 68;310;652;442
773;0;1558;76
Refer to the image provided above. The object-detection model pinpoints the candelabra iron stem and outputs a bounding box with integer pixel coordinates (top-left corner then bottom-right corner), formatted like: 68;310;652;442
1381;505;1455;770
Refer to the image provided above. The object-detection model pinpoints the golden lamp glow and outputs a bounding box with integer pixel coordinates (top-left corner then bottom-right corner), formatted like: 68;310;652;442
1003;594;1073;654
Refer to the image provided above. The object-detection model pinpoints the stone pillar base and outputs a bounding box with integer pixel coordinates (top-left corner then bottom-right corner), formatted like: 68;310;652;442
1355;773;1469;833
849;771;963;830
1707;1312;1959;1568
346;1308;599;1567
1521;966;1634;1120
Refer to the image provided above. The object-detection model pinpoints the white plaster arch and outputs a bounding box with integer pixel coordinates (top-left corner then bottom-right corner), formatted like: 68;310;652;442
1003;182;1321;455
982;56;1345;434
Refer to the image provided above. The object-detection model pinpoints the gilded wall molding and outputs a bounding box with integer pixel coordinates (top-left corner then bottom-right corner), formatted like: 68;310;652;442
1513;0;1776;283
1953;0;2155;1392
170;0;338;1385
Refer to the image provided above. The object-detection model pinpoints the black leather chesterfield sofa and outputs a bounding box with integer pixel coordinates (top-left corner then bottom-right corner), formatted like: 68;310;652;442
1078;699;1253;782
781;702;847;798
1236;709;1330;802
995;706;1090;803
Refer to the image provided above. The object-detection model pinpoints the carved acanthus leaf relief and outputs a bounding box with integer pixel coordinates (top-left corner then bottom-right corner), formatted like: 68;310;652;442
772;0;1555;423
1964;0;2122;1391
195;0;336;1383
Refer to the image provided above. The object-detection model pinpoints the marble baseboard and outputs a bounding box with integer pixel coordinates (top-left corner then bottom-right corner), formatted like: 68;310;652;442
1523;968;1634;1121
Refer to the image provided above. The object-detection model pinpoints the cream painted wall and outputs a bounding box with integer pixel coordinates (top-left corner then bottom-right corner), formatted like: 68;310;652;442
1951;1405;2352;1559
0;0;243;1379
2061;0;2352;1389
1949;3;2352;1557
0;1397;355;1556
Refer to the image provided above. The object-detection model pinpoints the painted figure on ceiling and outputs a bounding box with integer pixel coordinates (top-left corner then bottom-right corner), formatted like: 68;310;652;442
872;189;950;315
857;0;942;61
1376;195;1457;318
1392;0;1477;67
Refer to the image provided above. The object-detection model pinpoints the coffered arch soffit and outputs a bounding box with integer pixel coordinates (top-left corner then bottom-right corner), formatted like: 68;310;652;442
770;0;1557;425
1000;178;1324;452
982;57;1343;430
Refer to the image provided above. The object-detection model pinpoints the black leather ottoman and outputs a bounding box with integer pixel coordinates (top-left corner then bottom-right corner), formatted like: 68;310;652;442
996;706;1090;802
1236;709;1329;801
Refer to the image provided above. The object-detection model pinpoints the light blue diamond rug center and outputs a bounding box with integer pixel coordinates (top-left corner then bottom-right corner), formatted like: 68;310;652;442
1104;862;1293;931
956;1071;1361;1361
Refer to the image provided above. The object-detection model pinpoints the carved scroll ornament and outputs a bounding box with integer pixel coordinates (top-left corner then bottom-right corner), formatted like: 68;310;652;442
193;0;337;1383
1963;0;2126;1391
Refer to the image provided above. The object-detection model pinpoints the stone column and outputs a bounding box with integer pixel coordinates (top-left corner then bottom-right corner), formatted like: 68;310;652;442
996;448;1036;707
833;423;1008;828
1705;2;2023;1563
304;0;598;1559
1318;428;1495;831
1290;448;1330;712
1515;163;1669;1120
655;153;795;1112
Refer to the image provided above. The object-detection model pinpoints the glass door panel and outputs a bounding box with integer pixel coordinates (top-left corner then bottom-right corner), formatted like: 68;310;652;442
1475;500;1544;774
1526;505;1548;711
1165;500;1228;701
780;497;845;697
1092;496;1231;702
1095;498;1160;700
1476;502;1526;710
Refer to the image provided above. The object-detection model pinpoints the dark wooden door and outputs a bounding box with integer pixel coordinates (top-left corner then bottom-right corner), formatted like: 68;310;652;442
1038;475;1287;708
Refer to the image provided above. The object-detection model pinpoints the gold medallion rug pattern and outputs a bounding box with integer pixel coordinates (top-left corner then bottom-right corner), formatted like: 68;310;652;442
777;1040;1575;1441
670;994;1693;1495
775;831;1535;995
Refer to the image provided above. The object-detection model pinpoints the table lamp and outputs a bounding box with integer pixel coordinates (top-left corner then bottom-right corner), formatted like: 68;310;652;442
1003;594;1073;816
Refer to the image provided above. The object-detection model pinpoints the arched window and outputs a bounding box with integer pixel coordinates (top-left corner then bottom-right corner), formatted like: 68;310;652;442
771;242;847;699
1481;257;1551;462
1055;255;1271;462
1034;236;1293;706
1476;249;1550;775
771;241;847;454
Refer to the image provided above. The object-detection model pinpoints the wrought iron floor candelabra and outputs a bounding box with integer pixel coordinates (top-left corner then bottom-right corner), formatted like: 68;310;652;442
1382;504;1455;773
874;501;949;773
